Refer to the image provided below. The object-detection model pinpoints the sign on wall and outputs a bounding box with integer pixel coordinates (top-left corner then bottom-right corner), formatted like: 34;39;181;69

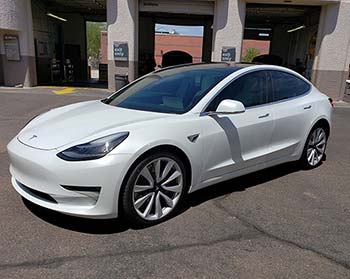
37;41;49;57
4;35;20;61
221;47;236;62
113;42;128;61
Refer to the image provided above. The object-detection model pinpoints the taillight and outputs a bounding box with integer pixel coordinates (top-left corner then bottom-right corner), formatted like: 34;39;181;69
328;98;334;108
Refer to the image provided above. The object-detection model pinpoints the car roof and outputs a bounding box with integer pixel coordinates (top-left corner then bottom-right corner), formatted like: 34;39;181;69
153;62;255;77
154;62;252;73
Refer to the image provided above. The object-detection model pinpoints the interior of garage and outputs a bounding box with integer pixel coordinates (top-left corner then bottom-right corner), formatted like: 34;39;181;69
29;1;323;87
31;0;106;86
154;23;204;67
244;4;321;80
139;12;213;77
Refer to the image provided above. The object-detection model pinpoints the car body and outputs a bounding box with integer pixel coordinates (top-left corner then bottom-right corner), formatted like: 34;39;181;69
7;63;332;224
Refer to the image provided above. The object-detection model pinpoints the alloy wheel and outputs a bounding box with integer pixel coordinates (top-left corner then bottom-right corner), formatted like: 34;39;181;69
306;127;327;166
132;158;183;221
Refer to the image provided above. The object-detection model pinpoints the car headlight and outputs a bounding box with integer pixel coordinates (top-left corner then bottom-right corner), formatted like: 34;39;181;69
57;132;129;161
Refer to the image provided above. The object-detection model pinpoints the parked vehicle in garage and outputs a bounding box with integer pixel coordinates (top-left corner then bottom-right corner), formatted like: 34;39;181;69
7;63;332;225
252;54;283;66
161;50;193;67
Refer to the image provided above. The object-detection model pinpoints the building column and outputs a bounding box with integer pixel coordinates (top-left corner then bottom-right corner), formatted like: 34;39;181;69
211;0;246;62
0;0;37;87
312;1;350;101
107;0;138;91
202;21;213;63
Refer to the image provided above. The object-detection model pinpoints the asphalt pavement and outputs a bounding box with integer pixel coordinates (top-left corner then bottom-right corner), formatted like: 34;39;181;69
0;88;349;278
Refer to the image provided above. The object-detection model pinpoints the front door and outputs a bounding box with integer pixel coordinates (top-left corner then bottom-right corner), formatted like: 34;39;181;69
200;70;274;183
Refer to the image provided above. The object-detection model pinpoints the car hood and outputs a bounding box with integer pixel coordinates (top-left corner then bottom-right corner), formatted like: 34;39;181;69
18;100;170;150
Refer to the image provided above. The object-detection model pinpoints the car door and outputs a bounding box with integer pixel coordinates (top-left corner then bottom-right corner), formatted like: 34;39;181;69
266;70;313;160
199;70;274;183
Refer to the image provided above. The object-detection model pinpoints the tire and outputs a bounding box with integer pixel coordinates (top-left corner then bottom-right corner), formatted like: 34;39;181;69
300;125;328;169
120;151;188;226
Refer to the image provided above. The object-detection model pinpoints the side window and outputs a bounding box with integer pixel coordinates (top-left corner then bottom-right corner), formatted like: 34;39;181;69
271;71;311;102
206;71;268;111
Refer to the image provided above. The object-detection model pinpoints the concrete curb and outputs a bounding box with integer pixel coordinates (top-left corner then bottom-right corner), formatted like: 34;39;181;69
334;101;350;108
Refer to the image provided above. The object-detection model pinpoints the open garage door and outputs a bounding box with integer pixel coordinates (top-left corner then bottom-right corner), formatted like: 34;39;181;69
243;4;321;80
139;0;213;77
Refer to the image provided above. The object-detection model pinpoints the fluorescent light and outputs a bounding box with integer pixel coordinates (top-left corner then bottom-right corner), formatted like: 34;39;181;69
245;27;272;31
287;25;305;33
47;13;67;22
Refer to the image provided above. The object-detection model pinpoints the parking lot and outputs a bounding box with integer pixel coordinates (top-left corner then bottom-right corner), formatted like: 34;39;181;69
0;88;349;278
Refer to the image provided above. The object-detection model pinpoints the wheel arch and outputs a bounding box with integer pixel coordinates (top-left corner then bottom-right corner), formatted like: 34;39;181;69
311;117;331;137
297;116;331;161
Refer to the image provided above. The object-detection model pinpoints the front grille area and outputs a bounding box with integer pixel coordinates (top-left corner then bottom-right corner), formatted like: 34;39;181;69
16;180;58;204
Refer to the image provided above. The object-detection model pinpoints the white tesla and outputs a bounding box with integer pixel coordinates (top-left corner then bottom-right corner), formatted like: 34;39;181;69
7;63;332;225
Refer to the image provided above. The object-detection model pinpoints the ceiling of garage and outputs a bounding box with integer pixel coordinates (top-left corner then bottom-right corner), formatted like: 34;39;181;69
43;0;106;19
246;4;321;26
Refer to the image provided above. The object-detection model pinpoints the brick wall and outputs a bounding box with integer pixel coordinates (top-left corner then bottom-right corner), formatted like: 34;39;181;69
100;31;107;64
242;40;270;57
100;32;269;65
154;34;203;65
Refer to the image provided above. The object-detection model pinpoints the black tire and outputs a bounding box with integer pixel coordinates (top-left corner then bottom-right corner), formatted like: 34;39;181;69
300;124;328;169
120;151;188;227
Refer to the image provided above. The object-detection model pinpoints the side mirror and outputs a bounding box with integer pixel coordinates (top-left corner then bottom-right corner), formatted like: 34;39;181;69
215;99;245;115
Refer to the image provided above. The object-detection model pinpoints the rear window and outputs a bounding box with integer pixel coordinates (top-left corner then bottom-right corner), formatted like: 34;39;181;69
270;71;311;102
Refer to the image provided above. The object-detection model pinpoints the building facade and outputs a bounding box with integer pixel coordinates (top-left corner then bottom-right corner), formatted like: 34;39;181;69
0;0;349;101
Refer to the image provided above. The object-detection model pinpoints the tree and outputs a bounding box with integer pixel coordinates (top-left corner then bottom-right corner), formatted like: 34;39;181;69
242;47;260;63
86;22;106;67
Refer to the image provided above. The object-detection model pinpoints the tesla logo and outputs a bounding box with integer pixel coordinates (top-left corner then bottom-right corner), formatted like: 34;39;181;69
29;135;38;140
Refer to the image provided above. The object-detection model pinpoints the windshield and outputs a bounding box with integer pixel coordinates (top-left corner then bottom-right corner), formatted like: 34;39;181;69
104;64;238;114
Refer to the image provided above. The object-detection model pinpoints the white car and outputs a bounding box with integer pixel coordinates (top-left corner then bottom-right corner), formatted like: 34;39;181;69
7;63;332;225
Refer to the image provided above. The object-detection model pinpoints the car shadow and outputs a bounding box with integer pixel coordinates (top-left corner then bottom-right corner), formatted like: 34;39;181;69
184;161;302;209
23;198;130;234
23;161;303;234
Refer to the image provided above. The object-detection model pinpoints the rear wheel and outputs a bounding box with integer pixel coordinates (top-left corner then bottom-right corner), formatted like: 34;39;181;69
300;125;328;169
121;152;187;226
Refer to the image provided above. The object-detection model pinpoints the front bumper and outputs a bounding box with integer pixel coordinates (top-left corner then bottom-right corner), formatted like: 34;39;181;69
7;138;133;219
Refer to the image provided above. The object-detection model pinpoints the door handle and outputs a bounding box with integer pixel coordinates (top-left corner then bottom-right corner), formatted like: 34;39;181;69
258;113;270;119
304;105;312;110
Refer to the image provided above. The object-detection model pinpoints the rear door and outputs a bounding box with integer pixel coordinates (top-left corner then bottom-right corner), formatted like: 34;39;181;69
267;70;313;160
200;70;274;182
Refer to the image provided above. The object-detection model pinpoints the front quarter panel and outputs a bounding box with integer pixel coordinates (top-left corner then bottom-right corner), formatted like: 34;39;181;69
111;114;211;192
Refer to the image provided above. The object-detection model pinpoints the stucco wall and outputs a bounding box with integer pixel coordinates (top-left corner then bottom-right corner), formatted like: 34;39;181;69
212;0;246;62
107;0;139;91
0;0;36;86
0;34;4;85
312;0;350;100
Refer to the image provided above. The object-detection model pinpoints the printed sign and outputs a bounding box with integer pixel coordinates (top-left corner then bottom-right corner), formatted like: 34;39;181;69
38;41;49;57
99;64;108;82
113;42;128;61
221;47;236;62
4;35;20;61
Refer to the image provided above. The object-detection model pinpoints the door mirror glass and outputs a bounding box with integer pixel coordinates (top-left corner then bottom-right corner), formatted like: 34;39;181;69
215;99;245;114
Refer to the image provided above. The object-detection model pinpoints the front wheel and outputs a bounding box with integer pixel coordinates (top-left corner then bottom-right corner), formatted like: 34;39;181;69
300;126;328;169
121;152;187;226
